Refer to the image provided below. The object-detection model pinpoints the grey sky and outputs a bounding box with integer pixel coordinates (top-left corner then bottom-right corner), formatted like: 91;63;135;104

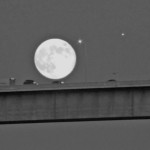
0;0;150;84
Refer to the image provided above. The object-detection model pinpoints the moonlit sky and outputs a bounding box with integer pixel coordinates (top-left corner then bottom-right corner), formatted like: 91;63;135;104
0;0;150;84
0;120;150;150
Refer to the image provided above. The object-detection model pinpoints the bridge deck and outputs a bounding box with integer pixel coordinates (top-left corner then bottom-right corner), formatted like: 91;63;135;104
0;81;150;124
0;80;150;93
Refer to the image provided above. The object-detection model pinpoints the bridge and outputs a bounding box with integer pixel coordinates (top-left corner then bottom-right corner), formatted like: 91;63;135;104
0;80;150;124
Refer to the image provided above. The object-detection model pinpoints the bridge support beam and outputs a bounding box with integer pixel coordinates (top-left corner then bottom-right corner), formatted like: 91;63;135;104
0;87;149;123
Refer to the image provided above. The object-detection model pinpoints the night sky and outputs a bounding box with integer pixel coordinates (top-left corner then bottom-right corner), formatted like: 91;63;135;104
0;0;150;85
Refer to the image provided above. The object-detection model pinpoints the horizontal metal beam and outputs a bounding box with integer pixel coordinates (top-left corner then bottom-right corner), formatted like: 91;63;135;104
0;86;150;124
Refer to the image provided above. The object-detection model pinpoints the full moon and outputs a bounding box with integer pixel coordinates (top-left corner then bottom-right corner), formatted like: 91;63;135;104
34;38;77;80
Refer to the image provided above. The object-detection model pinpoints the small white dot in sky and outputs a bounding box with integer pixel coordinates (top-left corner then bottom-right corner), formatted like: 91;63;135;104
121;33;125;36
78;39;83;44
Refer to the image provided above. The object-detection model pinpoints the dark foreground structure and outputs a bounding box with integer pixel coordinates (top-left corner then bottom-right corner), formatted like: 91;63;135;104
0;81;150;124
